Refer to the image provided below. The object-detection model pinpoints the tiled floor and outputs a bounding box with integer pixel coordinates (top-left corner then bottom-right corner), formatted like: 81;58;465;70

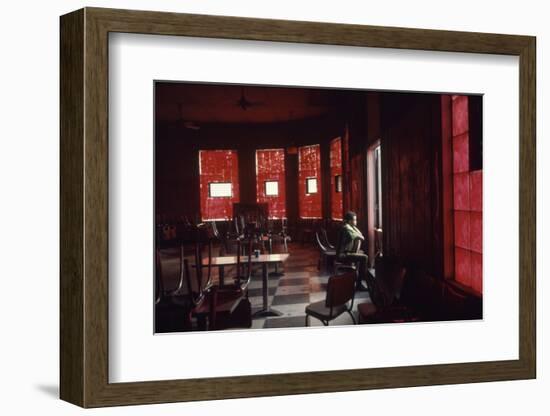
159;242;372;330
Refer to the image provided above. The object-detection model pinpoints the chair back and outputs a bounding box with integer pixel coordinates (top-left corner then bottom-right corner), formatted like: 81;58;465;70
235;238;253;291
184;223;214;306
326;272;356;308
315;230;328;252
281;218;288;234
234;215;245;236
210;220;221;240
155;248;164;304
320;228;334;249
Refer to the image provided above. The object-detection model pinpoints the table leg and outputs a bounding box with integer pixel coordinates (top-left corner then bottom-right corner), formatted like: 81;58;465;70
268;235;284;277
219;265;225;286
252;263;282;318
262;263;268;310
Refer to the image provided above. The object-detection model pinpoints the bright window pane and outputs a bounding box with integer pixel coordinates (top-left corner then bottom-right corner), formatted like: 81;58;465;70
306;177;318;194
335;175;342;193
265;180;279;196
209;182;232;197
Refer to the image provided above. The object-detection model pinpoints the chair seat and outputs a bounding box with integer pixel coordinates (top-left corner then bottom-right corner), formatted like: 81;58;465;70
305;300;348;321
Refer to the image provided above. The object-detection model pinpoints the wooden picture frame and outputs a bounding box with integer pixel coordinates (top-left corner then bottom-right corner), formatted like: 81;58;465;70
60;7;536;408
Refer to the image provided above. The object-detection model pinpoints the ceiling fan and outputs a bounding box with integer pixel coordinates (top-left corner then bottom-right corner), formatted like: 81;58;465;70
235;86;265;111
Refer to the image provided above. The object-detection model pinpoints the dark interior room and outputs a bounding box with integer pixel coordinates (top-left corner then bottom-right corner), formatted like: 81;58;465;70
154;82;483;332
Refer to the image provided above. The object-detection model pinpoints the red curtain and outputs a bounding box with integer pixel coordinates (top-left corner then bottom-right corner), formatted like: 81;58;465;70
298;144;322;219
199;150;240;221
256;149;286;219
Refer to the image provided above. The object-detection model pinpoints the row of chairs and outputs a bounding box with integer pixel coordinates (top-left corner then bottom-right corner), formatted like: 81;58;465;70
155;223;254;332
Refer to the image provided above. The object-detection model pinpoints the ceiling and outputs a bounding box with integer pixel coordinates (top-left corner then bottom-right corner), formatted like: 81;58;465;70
155;82;347;124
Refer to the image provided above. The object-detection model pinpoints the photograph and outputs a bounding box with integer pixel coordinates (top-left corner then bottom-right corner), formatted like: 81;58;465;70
54;4;537;409
153;82;483;333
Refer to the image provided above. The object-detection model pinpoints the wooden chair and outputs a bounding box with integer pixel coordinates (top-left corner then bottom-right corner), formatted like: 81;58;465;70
320;227;335;250
191;224;253;330
268;218;291;253
228;214;245;240
154;247;195;332
209;238;253;330
305;271;357;326
224;238;254;293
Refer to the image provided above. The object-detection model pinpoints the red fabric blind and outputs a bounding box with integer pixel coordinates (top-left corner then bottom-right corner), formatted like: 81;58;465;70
298;144;322;219
330;137;343;220
199;150;240;221
256;149;286;219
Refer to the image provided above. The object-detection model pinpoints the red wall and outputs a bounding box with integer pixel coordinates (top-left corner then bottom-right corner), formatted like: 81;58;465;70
256;149;286;219
298;144;323;219
155;114;345;226
451;95;483;294
199;150;240;221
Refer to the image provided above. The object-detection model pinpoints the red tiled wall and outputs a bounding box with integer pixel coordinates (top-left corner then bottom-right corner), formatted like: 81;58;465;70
452;96;482;294
256;149;286;219
330;137;343;220
298;144;322;219
199;150;240;221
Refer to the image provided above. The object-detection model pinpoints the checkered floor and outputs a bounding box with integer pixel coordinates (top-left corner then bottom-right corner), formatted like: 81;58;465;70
159;242;373;330
248;244;372;329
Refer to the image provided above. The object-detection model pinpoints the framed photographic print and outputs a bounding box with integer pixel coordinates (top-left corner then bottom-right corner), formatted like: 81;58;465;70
60;7;536;408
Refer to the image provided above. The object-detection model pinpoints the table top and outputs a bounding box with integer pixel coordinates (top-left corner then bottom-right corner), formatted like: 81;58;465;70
202;253;289;266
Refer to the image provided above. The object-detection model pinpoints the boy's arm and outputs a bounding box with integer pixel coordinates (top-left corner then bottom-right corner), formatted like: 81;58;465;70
350;225;365;241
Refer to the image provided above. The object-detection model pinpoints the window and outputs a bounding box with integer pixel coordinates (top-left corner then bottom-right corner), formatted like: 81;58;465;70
264;180;279;196
209;182;232;197
450;95;483;294
373;145;382;229
306;177;318;194
199;150;239;221
298;144;322;218
367;140;383;262
330;137;343;220
335;175;342;193
256;149;286;219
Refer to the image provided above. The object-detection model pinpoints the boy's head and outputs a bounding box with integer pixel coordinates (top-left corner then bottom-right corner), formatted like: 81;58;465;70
344;211;357;226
